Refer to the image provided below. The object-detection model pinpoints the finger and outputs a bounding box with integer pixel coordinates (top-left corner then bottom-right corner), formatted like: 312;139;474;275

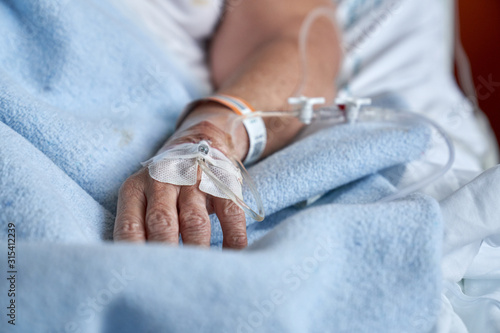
145;180;180;244
114;175;147;242
178;185;211;247
213;198;247;249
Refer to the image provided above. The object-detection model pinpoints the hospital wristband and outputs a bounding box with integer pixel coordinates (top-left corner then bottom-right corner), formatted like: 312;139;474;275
177;94;267;165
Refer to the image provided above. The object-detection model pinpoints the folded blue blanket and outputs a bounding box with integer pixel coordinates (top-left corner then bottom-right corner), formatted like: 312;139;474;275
0;1;442;332
4;190;442;333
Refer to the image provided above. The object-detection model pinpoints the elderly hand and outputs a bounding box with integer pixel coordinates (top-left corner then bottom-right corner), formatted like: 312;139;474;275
113;107;250;249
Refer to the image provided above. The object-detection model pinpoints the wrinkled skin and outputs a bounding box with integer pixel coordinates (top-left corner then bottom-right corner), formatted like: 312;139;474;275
113;0;340;249
113;119;248;249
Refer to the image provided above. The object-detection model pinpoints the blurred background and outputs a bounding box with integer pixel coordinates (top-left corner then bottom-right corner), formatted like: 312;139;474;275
457;0;500;145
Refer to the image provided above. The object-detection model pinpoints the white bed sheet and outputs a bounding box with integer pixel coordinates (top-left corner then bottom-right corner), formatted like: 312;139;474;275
437;165;500;332
335;0;500;331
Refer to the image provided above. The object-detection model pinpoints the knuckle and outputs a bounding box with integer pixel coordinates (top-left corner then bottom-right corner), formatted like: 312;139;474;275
221;201;244;218
226;232;248;249
146;207;177;236
114;214;143;239
180;211;210;235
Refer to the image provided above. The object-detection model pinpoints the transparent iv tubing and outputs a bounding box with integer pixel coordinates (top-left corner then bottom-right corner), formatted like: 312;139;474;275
374;109;456;202
226;6;340;137
236;105;455;202
315;105;456;202
224;6;455;202
199;156;265;221
293;6;339;98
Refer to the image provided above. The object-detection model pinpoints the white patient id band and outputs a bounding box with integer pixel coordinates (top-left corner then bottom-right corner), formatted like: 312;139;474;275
178;94;267;165
209;94;266;165
241;115;266;165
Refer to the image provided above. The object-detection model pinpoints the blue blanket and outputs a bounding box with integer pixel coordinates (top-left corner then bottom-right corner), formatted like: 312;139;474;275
0;1;442;332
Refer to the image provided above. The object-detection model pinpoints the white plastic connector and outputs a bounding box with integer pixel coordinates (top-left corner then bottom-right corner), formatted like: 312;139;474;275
335;95;372;124
288;96;326;125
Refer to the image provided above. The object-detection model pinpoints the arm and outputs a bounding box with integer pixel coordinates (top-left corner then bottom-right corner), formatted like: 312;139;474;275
184;0;341;159
113;0;342;248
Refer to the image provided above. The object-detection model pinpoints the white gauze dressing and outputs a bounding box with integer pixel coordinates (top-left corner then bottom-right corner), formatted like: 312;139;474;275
141;140;243;200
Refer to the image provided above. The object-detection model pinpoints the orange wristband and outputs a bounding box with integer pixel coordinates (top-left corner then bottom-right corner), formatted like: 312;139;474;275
177;94;267;165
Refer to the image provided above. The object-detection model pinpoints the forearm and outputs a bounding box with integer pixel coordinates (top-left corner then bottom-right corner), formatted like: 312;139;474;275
180;3;341;161
115;2;342;247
